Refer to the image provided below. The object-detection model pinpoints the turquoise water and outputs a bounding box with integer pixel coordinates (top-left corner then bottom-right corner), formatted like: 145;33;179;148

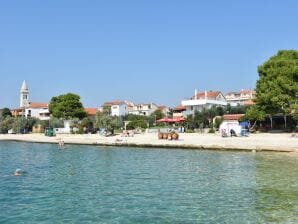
0;142;298;223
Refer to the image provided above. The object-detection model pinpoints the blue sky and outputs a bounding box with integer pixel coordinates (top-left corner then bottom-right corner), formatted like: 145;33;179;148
1;0;298;108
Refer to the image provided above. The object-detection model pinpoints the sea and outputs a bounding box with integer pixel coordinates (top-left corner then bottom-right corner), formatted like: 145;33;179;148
0;141;297;223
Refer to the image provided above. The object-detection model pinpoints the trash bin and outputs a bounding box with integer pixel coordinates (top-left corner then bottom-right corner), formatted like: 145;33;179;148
45;127;55;137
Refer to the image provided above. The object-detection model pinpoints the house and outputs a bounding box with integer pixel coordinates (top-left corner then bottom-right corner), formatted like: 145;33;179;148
85;108;98;123
225;89;256;106
14;81;50;120
100;100;130;116
129;103;159;116
181;90;227;116
172;105;186;118
85;108;97;117
11;108;23;117
25;102;50;120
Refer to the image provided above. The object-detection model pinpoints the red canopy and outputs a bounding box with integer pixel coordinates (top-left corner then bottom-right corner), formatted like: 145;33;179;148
156;117;185;123
171;117;185;122
156;117;173;123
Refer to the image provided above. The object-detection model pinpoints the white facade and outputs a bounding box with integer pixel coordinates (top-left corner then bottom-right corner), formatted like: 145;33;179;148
25;107;50;120
101;101;130;117
130;103;158;116
20;80;29;108
182;90;227;116
25;103;50;120
111;103;129;116
225;90;255;106
18;81;50;120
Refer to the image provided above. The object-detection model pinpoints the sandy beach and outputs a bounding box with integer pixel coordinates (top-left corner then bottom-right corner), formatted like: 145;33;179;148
0;132;297;152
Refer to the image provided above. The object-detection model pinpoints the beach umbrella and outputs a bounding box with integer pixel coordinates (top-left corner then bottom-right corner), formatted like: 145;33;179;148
156;117;172;123
171;117;185;123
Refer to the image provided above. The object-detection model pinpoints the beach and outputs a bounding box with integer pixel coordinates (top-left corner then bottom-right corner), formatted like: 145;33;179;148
0;132;297;152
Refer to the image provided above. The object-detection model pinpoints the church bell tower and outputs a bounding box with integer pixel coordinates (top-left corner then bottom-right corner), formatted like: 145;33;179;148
20;80;29;108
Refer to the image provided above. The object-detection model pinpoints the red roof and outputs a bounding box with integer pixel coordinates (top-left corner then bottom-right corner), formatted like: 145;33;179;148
191;91;222;100
104;100;126;106
240;89;255;95
223;114;245;120
173;104;186;111
158;106;167;110
85;108;97;116
29;102;48;108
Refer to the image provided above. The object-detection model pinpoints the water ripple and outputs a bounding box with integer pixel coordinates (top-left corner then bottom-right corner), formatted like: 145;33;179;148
0;142;297;223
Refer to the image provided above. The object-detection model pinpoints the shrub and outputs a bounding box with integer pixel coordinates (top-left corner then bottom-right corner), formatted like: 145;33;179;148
208;128;215;133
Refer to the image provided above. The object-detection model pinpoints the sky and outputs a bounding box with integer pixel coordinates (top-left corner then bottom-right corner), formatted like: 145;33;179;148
1;0;298;108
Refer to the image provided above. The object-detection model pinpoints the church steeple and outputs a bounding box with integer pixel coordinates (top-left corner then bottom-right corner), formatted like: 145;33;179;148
21;80;28;91
20;80;29;108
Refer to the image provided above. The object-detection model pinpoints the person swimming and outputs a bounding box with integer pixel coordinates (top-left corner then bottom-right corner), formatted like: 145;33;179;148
58;139;65;148
14;169;22;176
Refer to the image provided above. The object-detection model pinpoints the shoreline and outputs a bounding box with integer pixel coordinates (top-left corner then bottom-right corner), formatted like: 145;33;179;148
0;133;297;153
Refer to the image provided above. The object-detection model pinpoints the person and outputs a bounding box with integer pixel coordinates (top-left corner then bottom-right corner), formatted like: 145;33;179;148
14;169;22;176
230;129;237;137
221;129;228;137
58;139;65;148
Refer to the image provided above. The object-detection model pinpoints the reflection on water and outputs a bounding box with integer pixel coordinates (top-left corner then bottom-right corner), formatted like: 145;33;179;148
0;141;297;223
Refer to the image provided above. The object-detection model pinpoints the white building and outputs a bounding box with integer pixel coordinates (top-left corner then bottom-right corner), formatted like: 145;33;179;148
130;103;158;116
101;101;130;116
225;90;256;106
172;105;186;118
181;90;227;116
19;81;50;120
25;102;50;120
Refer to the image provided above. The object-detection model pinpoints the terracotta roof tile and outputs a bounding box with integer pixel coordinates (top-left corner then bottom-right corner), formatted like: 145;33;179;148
29;102;48;108
173;104;186;111
191;91;221;100
223;114;245;120
104;100;126;106
85;108;97;116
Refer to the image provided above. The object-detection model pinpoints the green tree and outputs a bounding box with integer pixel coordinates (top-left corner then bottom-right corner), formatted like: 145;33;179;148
12;117;27;133
80;117;94;132
95;111;122;135
292;104;298;121
126;120;147;130
0;116;14;133
245;105;265;131
0;108;12;119
256;50;298;127
49;117;64;128
49;93;87;119
151;109;165;121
